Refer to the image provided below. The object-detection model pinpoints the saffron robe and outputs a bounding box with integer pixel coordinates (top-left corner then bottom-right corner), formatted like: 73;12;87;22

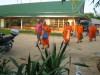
93;25;97;38
76;25;83;41
41;25;51;46
62;25;72;42
88;25;94;40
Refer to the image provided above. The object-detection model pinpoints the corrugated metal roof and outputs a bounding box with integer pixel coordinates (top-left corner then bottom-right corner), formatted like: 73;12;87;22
0;1;85;17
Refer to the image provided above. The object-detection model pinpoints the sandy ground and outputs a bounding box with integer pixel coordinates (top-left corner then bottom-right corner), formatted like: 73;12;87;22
0;33;100;75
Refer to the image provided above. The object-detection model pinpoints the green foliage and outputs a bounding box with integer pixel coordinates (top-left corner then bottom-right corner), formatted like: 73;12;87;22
51;33;62;36
0;28;62;36
72;62;90;68
84;13;100;20
19;29;34;34
5;19;21;26
84;13;94;18
37;41;70;75
0;28;10;34
0;28;34;34
91;0;100;8
22;18;37;26
0;42;90;75
9;55;41;75
0;58;11;75
8;42;71;75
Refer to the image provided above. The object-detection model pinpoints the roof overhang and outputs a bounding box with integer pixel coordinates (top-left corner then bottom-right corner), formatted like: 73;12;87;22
0;1;85;18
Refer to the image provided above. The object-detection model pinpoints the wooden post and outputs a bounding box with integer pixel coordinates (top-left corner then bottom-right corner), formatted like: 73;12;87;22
0;19;5;28
21;19;23;29
58;19;59;31
63;19;64;28
71;0;76;36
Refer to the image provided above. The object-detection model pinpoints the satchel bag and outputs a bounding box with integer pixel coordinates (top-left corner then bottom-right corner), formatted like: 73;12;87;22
42;31;48;38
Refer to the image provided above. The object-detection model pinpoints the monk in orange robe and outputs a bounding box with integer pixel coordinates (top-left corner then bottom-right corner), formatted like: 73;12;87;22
76;22;83;43
93;24;97;41
88;24;94;42
71;21;74;31
41;21;51;49
62;22;72;44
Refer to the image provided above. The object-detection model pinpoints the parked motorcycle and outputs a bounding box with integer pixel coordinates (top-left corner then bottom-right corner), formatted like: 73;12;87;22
0;29;19;53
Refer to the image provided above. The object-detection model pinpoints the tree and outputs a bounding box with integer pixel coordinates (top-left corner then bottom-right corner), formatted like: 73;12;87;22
61;0;100;16
84;13;100;20
62;0;100;8
84;13;94;18
91;0;100;8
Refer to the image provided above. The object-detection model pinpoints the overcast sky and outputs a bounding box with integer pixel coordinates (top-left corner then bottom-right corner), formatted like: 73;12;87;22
0;0;100;14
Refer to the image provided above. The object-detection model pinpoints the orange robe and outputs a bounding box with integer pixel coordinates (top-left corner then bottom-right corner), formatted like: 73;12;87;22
88;25;94;40
62;25;72;43
41;25;51;46
76;25;83;41
71;21;74;31
93;25;97;38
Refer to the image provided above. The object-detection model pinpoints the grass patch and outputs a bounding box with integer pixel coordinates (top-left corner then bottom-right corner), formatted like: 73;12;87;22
0;28;10;34
51;32;62;36
19;29;34;34
0;28;34;34
0;28;62;36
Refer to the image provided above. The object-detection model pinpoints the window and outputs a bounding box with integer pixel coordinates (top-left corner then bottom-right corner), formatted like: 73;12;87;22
50;18;68;28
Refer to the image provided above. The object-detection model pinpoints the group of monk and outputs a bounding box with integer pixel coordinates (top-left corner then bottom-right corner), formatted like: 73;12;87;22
62;21;97;44
62;21;83;44
35;19;97;49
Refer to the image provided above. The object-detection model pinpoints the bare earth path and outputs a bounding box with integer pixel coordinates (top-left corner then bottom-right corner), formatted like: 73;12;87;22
0;33;100;75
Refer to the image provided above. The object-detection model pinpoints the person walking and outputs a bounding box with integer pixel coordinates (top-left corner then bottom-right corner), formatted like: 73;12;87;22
41;21;51;49
76;21;83;43
35;19;42;47
93;24;97;41
88;24;94;42
62;22;72;44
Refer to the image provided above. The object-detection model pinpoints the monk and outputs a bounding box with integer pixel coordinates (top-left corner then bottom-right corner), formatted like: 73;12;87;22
62;22;72;44
88;24;94;42
93;24;97;41
76;22;83;43
41;21;51;49
71;21;74;31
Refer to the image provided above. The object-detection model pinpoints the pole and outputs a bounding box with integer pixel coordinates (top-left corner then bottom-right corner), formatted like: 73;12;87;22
71;0;76;36
21;19;23;29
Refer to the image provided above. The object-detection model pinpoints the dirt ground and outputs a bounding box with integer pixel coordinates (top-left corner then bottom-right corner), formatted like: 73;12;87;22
0;33;100;75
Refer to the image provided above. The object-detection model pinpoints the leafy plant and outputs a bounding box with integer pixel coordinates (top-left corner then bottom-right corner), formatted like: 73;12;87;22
37;41;70;75
0;58;12;75
0;42;90;75
9;54;41;75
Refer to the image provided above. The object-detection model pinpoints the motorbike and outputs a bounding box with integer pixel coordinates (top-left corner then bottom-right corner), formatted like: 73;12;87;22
0;29;19;53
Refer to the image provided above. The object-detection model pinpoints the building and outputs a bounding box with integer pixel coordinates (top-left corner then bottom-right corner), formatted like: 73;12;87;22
0;0;85;31
91;18;100;34
91;18;100;26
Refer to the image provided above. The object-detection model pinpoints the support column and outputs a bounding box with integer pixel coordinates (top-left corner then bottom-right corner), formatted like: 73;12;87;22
21;19;23;29
63;19;64;28
58;19;59;31
0;19;5;28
